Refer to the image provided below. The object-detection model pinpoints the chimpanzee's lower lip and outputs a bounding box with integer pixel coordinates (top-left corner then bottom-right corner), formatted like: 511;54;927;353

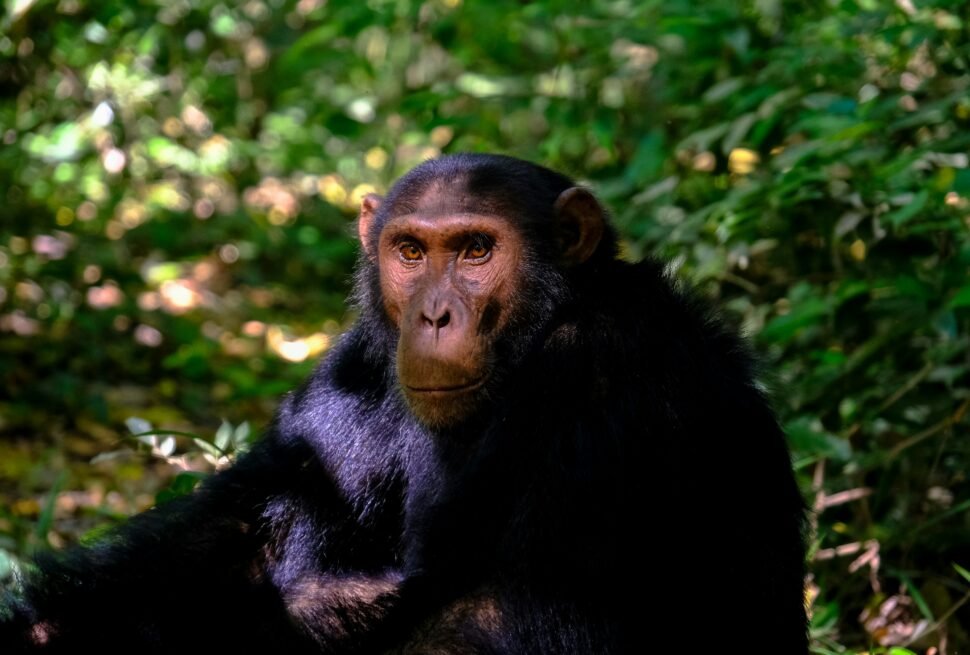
405;378;486;394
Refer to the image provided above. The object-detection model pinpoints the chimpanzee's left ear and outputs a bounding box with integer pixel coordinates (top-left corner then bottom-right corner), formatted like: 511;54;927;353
357;193;383;260
553;187;605;266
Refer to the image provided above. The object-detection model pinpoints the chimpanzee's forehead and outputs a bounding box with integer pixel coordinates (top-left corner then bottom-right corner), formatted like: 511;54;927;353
416;181;516;216
375;154;575;232
383;177;534;224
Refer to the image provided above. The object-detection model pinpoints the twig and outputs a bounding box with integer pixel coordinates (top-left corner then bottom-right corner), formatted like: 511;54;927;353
721;271;759;294
903;587;970;649
815;487;873;511
887;399;970;461
814;539;878;561
878;361;933;413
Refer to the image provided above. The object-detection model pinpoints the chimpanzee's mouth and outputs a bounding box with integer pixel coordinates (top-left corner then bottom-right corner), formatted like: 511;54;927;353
404;377;486;394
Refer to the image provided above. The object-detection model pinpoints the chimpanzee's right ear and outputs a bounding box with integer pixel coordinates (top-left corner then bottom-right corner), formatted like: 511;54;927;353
552;187;605;266
358;194;383;260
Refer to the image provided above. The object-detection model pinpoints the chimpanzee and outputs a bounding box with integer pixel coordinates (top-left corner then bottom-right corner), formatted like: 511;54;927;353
0;154;808;653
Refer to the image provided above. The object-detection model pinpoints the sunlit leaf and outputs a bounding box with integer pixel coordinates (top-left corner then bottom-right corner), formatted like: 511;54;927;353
158;436;176;457
125;417;153;436
215;421;233;451
954;562;970;584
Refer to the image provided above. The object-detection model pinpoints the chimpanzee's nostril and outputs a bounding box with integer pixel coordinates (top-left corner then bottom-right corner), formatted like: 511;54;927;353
422;310;450;340
421;301;451;333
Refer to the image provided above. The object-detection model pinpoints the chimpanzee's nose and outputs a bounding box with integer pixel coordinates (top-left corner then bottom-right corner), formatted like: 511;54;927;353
421;301;451;338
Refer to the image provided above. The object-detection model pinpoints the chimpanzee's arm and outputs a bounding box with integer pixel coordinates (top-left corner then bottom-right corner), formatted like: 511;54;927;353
0;436;383;653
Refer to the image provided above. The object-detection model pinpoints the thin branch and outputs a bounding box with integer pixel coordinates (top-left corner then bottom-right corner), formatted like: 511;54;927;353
878;361;933;413
814;539;879;561
721;271;759;294
887;399;970;461
815;487;873;511
903;587;970;649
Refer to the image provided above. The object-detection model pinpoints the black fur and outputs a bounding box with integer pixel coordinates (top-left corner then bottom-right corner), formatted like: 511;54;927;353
0;154;808;653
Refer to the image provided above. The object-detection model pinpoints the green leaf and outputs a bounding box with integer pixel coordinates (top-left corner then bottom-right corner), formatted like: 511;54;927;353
624;131;665;185
898;573;934;621
722;112;756;155
678;122;730;153
156;472;207;505
158;436;176;457
784;417;852;461
702;77;744;104
211;13;237;38
30;122;86;163
953;562;970;584
952;168;970;194
949;286;970;308
278;24;340;72
192;438;223;458
125;417;153;435
759;296;830;343
215;421;233;451
884;190;929;227
0;549;13;582
233;421;252;446
34;472;67;542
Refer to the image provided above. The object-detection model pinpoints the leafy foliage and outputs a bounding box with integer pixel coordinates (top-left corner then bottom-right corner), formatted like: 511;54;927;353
1;0;968;650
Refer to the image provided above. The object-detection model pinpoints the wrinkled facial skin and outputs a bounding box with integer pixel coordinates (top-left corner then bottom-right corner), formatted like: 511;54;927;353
358;182;604;430
376;211;524;428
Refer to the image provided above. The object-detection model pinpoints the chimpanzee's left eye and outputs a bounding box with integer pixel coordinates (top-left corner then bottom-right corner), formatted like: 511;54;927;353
465;234;493;261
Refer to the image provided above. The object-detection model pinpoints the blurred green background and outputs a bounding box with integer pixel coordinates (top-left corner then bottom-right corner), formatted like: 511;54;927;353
1;0;969;651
